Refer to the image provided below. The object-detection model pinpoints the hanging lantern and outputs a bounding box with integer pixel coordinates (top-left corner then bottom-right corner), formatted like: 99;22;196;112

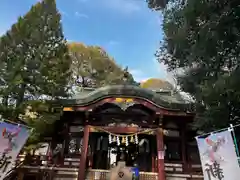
135;134;138;144
126;136;129;146
109;134;112;144
130;136;134;143
117;136;120;146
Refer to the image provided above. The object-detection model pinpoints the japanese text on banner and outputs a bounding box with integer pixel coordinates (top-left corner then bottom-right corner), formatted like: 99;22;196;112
0;122;29;180
196;130;240;180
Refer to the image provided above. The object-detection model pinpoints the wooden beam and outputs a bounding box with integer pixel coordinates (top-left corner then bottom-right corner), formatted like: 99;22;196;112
89;126;156;134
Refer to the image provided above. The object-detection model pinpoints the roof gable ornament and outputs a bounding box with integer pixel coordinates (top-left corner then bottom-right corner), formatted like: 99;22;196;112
112;98;138;111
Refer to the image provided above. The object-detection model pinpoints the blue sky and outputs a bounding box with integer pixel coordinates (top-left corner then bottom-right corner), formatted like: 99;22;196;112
0;0;168;82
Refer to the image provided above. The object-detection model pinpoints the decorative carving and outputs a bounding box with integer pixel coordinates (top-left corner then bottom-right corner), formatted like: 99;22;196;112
110;161;132;180
113;98;138;111
68;138;83;154
69;139;77;153
107;122;139;127
118;171;124;178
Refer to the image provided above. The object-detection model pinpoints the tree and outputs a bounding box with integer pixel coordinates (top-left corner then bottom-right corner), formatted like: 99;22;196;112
0;0;70;111
146;0;169;9
140;78;173;90
0;0;70;146
18;100;62;148
154;0;240;132
68;42;136;90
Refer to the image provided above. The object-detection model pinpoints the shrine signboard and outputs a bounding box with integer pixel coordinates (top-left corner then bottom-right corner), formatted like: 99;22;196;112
158;150;164;160
0;122;29;180
196;130;240;180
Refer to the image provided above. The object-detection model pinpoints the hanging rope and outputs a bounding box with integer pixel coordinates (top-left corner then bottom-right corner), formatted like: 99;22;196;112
89;125;157;138
90;126;157;146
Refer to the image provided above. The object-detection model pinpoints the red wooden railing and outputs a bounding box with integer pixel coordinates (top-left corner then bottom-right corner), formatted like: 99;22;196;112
17;154;81;168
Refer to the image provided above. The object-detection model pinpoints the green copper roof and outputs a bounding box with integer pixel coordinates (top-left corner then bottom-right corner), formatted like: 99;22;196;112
60;85;195;112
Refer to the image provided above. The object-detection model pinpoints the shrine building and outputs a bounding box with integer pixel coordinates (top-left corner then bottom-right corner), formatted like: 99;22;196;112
17;85;203;180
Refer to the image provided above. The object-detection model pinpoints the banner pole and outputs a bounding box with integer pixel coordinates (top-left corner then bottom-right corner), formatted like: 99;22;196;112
230;124;240;164
0;118;32;130
196;123;240;139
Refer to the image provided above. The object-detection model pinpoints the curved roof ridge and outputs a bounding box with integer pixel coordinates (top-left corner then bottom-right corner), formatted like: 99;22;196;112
65;85;194;112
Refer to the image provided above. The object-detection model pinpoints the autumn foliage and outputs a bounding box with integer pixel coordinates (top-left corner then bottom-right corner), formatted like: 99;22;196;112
140;78;173;90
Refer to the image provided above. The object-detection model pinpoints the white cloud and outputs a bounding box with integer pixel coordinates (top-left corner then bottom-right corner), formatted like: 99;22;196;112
66;39;73;43
102;0;141;14
129;69;149;82
75;12;89;18
129;58;170;83
108;40;120;46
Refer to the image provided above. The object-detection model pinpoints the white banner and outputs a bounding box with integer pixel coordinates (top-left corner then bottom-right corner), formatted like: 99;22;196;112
0;122;30;180
197;130;240;180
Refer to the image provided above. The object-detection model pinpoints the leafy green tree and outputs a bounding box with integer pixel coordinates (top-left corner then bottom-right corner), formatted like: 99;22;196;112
68;42;136;90
0;0;70;147
146;0;169;9
154;0;240;132
0;0;70;109
19;100;62;149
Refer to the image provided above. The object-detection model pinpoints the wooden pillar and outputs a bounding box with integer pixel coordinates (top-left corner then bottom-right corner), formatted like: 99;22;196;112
156;128;166;180
17;171;24;180
181;124;187;172
78;125;90;180
151;155;155;172
151;135;156;172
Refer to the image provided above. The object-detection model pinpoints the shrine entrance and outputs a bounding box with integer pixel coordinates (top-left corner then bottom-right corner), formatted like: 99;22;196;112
89;128;156;172
113;144;137;167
